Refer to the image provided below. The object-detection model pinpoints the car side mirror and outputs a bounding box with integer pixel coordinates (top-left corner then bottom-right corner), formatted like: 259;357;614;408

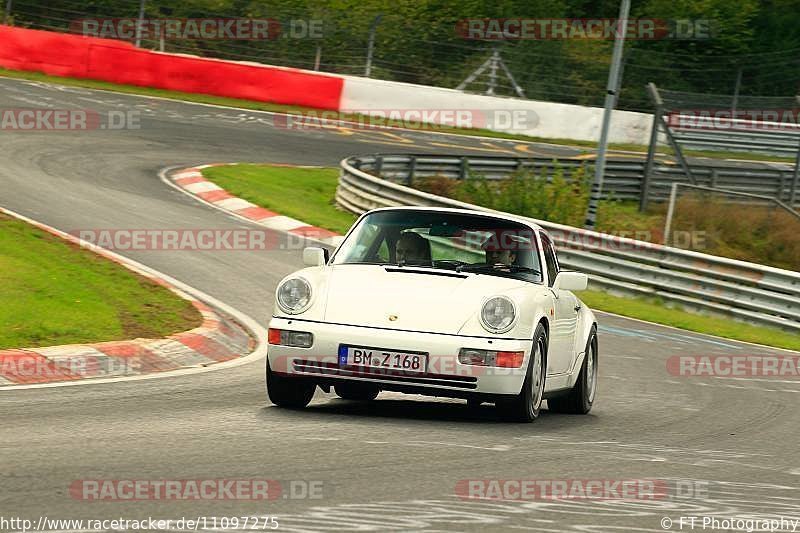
303;247;329;266
553;271;588;292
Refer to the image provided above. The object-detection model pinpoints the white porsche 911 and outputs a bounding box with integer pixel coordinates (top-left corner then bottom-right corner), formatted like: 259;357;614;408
266;207;598;422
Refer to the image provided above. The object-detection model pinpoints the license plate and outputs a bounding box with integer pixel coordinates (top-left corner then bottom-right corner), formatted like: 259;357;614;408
339;345;427;373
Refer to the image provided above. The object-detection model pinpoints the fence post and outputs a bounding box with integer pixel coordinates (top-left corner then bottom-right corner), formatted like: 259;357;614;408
134;0;146;48
3;0;11;24
731;67;743;114
791;137;800;207
663;182;679;246
364;14;382;77
314;44;322;71
640;82;662;212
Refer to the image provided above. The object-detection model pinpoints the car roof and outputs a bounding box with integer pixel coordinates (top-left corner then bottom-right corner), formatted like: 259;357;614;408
364;206;545;232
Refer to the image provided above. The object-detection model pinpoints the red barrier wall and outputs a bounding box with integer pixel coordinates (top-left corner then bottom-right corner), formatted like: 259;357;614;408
0;25;343;110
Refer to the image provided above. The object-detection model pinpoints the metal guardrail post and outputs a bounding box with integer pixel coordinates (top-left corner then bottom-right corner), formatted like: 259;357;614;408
406;156;417;185
641;83;663;212
374;156;384;175
458;157;469;179
710;168;718;189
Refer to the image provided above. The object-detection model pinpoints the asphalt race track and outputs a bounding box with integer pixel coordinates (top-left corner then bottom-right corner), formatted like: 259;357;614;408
2;77;799;532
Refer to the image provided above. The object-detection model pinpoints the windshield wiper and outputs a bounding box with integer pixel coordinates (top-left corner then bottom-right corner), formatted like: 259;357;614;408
457;264;541;276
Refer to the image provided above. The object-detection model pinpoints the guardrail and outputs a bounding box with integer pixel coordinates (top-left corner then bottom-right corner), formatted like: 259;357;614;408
347;153;800;208
654;85;800;159
337;154;800;333
670;125;800;159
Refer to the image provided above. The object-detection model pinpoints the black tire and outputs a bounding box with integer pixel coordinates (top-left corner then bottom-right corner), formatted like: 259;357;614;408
266;361;316;408
334;382;380;401
548;325;597;415
496;323;547;423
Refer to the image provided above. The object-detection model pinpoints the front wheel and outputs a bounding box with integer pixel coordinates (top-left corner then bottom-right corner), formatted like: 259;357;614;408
496;323;547;422
266;361;316;408
548;325;597;414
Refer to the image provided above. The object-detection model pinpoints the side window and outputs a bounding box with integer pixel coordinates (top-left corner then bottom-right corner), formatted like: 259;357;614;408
541;234;559;287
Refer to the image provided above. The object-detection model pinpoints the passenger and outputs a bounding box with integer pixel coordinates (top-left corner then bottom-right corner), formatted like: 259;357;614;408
396;232;431;264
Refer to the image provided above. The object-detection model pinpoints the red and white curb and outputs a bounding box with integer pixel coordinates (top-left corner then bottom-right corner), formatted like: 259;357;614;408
168;164;344;246
0;206;260;388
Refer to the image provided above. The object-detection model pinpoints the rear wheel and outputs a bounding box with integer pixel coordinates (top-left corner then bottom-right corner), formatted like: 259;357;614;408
334;382;380;401
266;361;316;408
496;323;547;422
548;325;597;414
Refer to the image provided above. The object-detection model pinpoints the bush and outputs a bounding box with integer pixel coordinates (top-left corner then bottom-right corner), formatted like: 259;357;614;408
449;164;590;226
670;194;800;271
409;168;800;272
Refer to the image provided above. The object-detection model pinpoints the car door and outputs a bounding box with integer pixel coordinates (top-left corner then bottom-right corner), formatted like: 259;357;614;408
541;233;578;375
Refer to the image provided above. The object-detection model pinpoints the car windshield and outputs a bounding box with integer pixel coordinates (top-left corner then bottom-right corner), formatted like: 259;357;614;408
332;210;543;283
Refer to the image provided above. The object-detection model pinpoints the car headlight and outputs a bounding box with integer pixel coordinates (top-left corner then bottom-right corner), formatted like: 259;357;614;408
480;296;516;333
276;277;312;315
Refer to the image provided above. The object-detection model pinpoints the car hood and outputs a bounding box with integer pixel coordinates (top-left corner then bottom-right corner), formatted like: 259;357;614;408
321;265;528;334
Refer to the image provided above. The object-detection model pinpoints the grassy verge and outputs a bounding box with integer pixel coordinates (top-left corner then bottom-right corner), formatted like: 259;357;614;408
203;164;357;234
1;68;792;163
200;163;798;351
0;213;201;349
578;291;800;351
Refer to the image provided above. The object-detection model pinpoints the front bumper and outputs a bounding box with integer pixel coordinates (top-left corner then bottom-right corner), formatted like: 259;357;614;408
267;317;533;397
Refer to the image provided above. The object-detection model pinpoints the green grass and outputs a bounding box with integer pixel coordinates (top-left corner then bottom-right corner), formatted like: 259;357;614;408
0;68;792;163
577;290;800;352
203;164;357;234
0;214;201;349
201;163;799;351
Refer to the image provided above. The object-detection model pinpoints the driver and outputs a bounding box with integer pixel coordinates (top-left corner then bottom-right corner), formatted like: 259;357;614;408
483;232;518;267
486;247;517;267
396;232;431;264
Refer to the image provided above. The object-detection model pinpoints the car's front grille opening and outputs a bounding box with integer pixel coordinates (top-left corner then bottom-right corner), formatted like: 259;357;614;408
292;359;479;389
